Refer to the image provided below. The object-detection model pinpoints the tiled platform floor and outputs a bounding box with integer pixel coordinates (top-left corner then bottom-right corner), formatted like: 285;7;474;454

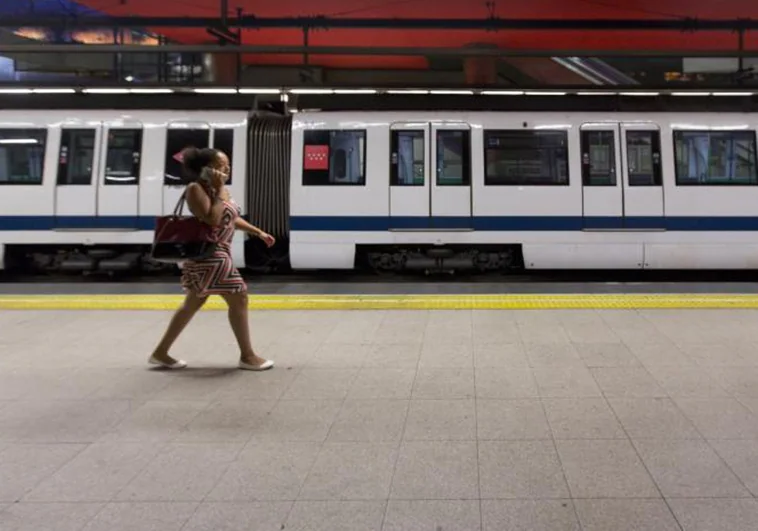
2;308;758;530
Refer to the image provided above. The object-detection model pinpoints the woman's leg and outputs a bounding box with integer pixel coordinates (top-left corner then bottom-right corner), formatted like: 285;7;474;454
150;291;208;363
220;291;271;369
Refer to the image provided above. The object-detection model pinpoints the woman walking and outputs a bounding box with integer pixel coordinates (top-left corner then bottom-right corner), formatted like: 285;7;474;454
149;147;275;371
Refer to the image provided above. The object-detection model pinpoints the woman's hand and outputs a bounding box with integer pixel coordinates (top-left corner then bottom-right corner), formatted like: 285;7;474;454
209;168;228;191
217;186;230;201
258;232;276;247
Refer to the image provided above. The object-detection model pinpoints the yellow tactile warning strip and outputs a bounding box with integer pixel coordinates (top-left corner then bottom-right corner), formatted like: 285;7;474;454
2;294;758;310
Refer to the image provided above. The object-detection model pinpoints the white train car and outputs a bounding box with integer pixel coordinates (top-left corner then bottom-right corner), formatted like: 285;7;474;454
290;109;758;271
1;88;757;273
0;109;249;272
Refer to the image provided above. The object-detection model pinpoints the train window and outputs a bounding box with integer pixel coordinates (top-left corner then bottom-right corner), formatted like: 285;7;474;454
302;129;366;186
57;129;95;185
484;130;568;186
212;128;234;184
674;130;758;185
436;130;470;186
391;130;424;186
164;128;210;185
104;129;142;185
581;130;616;186
627;130;662;186
0;128;46;185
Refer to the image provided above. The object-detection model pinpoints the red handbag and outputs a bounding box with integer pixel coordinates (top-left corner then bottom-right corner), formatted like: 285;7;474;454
150;191;217;263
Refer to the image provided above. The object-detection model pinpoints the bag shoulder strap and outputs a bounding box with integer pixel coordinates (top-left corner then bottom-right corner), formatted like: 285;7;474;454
173;183;215;218
172;190;188;217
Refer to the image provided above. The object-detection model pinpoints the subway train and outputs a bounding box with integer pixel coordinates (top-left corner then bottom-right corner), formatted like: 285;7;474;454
1;88;758;274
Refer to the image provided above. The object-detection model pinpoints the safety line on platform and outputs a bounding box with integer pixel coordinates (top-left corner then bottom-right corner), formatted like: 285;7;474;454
3;294;758;310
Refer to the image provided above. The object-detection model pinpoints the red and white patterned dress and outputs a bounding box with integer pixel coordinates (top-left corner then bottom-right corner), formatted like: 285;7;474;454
180;190;247;297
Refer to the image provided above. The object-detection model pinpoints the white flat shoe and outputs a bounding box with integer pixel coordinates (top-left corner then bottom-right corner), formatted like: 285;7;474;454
238;359;274;371
148;355;188;369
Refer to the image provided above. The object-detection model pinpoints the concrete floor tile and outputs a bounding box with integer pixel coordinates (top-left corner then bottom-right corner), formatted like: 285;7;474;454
299;443;397;500
285;501;385;531
555;439;660;498
99;400;208;442
634;439;750;498
308;344;373;368
0;502;103;531
249;400;342;443
473;343;529;368
363;344;422;368
674;398;758;439
172;400;276;443
525;343;583;368
478;440;568;499
574;499;681;531
475;369;539;399
382;500;480;531
282;368;360;400
391;441;478;499
543;398;626;439
668;498;758;531
418;343;473;369
1;400;131;443
24;442;160;502
533;367;602;398
81;502;197;531
574;342;641;368
412;368;474;399
208;442;321;501
477;399;551;440
327;400;408;443
481;499;580;531
0;444;86;502
115;443;242;502
592;368;667;398
710;440;758;496
608;398;702;439
346;368;416;400
182;502;292;531
404;400;476;441
646;366;730;398
214;368;300;400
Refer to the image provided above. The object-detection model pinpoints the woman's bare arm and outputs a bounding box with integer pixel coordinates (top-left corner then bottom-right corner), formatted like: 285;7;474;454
186;183;225;226
234;217;276;246
234;217;263;236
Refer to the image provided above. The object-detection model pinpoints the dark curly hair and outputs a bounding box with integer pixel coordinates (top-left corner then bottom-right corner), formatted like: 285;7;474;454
181;147;221;183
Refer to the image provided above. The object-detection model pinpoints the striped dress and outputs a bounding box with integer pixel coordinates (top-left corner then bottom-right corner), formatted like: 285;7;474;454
180;193;247;297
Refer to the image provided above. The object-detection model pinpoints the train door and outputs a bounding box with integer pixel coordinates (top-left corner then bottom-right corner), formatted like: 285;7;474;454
619;123;664;228
389;123;430;229
431;123;472;229
580;123;623;229
96;122;143;229
54;125;101;228
162;122;211;215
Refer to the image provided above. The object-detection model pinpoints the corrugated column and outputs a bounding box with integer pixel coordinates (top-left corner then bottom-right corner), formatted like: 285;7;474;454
463;43;497;85
247;114;292;239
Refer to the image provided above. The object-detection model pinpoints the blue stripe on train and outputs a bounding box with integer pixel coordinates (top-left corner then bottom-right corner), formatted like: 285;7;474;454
0;216;156;231
3;215;758;232
289;216;758;232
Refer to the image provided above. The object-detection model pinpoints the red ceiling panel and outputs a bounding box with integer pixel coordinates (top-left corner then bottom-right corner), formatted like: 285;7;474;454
74;0;758;68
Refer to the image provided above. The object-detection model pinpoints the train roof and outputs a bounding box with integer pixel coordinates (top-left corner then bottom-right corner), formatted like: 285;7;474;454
0;86;757;113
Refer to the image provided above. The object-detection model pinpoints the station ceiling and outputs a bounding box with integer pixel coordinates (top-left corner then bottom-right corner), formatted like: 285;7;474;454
72;0;758;69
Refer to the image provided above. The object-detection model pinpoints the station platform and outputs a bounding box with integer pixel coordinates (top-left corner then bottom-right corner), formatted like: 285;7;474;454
3;291;758;531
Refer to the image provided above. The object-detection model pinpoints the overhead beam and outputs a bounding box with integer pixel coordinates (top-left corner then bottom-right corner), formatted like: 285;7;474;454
0;44;755;57
1;16;758;31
